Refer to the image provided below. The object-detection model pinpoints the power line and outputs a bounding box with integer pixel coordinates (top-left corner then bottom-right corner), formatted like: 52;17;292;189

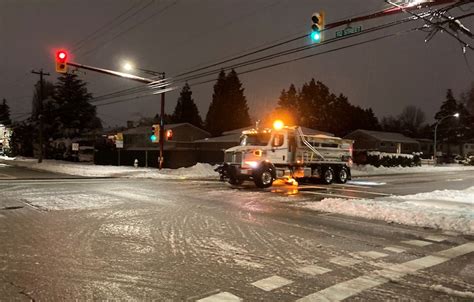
72;1;151;52
79;1;180;59
88;9;416;104
189;27;421;88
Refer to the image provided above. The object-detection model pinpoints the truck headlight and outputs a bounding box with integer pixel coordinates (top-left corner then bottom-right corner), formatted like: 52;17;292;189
244;161;259;168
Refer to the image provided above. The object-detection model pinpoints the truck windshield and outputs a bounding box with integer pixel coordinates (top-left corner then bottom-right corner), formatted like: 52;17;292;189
240;133;271;146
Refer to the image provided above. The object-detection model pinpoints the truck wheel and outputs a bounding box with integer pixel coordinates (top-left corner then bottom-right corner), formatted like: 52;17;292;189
228;178;244;185
254;167;274;188
321;167;334;184
336;167;349;184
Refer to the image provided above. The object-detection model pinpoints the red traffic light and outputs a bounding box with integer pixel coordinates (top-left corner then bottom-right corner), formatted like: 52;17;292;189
56;50;67;62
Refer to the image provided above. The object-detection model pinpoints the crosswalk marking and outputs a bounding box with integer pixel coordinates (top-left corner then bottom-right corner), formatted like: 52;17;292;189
297;242;474;302
356;251;388;259
329;256;362;267
401;239;432;247
297;264;332;276
251;275;293;291
384;246;406;253
197;292;242;302
424;235;449;242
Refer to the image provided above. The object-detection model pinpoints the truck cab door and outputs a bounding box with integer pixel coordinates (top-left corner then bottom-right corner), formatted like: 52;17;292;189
267;132;288;164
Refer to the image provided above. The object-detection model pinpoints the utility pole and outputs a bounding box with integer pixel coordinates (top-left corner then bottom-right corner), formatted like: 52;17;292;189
159;72;165;170
31;69;50;163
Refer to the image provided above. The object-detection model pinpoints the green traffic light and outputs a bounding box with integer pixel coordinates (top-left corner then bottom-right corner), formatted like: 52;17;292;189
150;134;157;141
311;31;321;42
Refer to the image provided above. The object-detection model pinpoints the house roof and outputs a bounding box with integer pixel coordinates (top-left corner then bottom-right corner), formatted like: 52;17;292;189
347;129;419;144
122;123;210;136
222;126;333;136
195;133;241;143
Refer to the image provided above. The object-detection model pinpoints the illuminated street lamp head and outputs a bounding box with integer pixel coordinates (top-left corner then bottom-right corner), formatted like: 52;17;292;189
453;113;460;118
273;120;284;130
123;62;134;71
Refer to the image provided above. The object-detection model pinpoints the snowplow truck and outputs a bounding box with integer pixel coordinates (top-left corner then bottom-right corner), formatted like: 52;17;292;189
216;125;353;188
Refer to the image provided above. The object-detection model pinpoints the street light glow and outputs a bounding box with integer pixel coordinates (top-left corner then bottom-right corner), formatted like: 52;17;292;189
454;113;460;118
123;62;134;71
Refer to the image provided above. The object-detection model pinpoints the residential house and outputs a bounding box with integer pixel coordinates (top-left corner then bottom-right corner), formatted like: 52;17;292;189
344;129;420;154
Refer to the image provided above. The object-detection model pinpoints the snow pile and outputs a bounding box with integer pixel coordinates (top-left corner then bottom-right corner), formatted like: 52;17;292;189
351;164;474;177
302;187;474;235
0;156;218;179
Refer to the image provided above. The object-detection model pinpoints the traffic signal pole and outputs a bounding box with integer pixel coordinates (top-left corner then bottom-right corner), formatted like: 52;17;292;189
31;69;50;163
160;75;165;170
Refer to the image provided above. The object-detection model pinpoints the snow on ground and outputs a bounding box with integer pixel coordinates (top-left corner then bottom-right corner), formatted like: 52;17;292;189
301;187;474;235
351;164;474;177
2;155;474;179
0;156;218;179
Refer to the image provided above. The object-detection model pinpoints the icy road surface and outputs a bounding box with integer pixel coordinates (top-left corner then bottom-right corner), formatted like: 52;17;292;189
1;165;474;301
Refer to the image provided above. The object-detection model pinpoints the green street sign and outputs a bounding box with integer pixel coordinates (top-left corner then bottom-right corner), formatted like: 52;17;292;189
336;26;363;38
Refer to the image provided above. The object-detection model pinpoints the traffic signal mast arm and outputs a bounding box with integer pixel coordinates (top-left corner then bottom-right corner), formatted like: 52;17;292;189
324;0;458;30
66;62;156;84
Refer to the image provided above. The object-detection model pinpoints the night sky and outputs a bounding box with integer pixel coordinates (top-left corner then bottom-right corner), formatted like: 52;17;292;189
1;0;472;128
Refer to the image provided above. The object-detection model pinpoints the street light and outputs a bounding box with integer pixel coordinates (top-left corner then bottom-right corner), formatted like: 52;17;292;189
122;61;166;169
434;112;459;164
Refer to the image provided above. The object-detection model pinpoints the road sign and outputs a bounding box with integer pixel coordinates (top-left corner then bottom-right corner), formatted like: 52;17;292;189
72;143;79;151
336;26;362;38
115;141;123;149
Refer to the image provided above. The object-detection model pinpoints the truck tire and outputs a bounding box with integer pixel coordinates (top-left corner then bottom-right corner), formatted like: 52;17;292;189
254;166;274;188
228;178;244;185
335;166;349;184
321;167;334;184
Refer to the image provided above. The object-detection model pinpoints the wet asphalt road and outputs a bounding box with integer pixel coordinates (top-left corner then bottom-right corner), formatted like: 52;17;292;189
0;164;473;301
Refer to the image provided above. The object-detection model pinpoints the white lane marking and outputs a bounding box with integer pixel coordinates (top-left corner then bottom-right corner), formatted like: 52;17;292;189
443;231;460;236
297;242;474;302
251;275;293;291
297;264;332;276
301;191;358;199
424;235;449;242
435;242;474;258
329;256;362;267
356;251;388;259
384;246;406;253
401;239;432;247
0;173;16;179
197;292;242;302
301;185;391;196
347;180;387;186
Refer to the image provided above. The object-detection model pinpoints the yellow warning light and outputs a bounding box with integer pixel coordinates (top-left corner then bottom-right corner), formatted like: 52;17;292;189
273;120;284;130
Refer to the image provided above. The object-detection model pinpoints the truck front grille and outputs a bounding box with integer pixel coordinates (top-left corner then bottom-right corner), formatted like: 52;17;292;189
224;151;242;164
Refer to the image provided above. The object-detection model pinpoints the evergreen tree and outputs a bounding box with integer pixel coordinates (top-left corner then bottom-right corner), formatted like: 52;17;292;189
434;89;461;144
49;73;102;139
0;98;11;125
205;69;251;136
276;84;299;125
171;83;203;128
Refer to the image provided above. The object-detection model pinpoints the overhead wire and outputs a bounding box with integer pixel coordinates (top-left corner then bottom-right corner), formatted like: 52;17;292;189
72;1;152;52
79;1;180;59
88;8;416;104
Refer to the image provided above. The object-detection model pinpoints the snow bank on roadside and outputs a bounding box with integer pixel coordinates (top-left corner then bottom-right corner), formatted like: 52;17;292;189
351;164;474;177
302;187;474;235
0;156;218;179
